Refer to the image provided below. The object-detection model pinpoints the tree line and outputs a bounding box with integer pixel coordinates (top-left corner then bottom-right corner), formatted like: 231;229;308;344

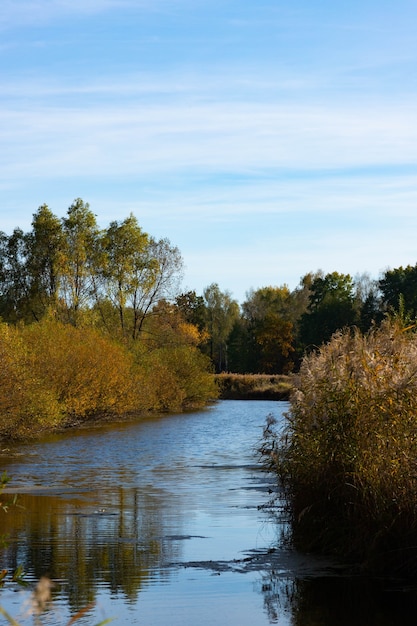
1;199;416;378
0;199;183;336
178;266;417;374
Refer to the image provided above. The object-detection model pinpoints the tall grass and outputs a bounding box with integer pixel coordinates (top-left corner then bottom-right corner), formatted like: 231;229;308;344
261;320;417;574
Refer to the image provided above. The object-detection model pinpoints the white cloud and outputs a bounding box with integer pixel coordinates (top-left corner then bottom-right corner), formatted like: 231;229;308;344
1;96;417;184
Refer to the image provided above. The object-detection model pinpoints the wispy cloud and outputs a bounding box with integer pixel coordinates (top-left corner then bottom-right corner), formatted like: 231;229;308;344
1;95;416;181
1;0;416;300
0;0;178;29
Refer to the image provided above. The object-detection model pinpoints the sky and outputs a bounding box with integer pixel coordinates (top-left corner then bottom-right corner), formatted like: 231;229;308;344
1;0;417;304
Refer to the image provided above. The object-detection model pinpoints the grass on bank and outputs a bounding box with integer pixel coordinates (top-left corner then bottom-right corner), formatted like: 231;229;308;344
216;373;292;400
260;320;417;575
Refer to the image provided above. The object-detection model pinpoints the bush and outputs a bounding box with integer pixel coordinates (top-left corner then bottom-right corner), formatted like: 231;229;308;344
21;319;140;422
263;320;417;574
136;345;217;412
0;324;62;438
0;317;218;439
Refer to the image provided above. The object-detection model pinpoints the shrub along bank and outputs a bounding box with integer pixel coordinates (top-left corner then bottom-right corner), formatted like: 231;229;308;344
261;320;417;576
0;318;217;439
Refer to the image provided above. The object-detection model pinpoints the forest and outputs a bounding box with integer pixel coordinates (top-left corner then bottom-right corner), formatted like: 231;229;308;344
0;198;416;437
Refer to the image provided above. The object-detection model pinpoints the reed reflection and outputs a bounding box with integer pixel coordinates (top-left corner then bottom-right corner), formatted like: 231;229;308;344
256;570;417;626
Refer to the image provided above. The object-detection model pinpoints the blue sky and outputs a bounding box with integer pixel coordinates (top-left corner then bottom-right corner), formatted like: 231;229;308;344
1;1;417;303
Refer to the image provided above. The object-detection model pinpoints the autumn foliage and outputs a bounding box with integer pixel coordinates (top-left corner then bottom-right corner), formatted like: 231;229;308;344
0;317;217;439
0;201;219;439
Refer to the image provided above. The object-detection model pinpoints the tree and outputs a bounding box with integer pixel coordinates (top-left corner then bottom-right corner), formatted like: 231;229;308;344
0;201;184;341
130;237;183;341
25;205;65;320
286;272;322;366
59;198;101;324
242;285;291;319
379;264;417;322
144;299;200;347
0;227;29;323
299;271;358;349
240;286;295;373
254;312;295;373
288;272;318;324
175;290;207;332
99;213;150;338
225;316;252;374
99;224;183;341
353;272;383;332
203;283;239;372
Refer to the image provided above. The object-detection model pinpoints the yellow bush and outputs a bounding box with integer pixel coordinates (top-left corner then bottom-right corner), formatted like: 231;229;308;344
0;316;217;438
150;345;217;409
133;343;217;412
21;319;140;421
0;324;61;437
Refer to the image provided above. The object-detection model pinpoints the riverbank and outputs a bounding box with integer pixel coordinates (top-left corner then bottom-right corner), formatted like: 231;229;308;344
215;373;292;400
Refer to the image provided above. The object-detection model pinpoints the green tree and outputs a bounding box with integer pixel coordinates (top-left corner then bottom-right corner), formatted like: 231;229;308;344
0;227;29;323
129;237;183;341
353;272;383;332
59;198;101;324
299;271;358;349
175;290;207;332
99;214;150;338
226;316;252;373
379;264;417;322
288;272;317;324
25;205;65;320
203;283;239;372
286;272;321;366
98;229;183;341
240;286;295;373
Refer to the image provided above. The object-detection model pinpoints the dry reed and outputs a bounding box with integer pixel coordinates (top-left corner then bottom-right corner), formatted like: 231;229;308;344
261;320;417;574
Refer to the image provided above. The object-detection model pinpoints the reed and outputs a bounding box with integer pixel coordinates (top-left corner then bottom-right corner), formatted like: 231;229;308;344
261;320;417;574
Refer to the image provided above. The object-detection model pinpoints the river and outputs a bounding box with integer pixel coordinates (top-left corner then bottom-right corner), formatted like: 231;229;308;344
0;400;417;625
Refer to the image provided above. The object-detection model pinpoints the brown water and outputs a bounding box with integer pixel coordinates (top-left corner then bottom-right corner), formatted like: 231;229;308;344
0;400;416;625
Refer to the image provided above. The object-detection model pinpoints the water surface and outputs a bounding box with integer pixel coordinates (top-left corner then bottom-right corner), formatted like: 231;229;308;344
0;400;417;625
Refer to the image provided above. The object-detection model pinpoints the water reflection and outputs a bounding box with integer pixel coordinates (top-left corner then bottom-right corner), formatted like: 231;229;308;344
1;487;180;608
255;571;417;626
